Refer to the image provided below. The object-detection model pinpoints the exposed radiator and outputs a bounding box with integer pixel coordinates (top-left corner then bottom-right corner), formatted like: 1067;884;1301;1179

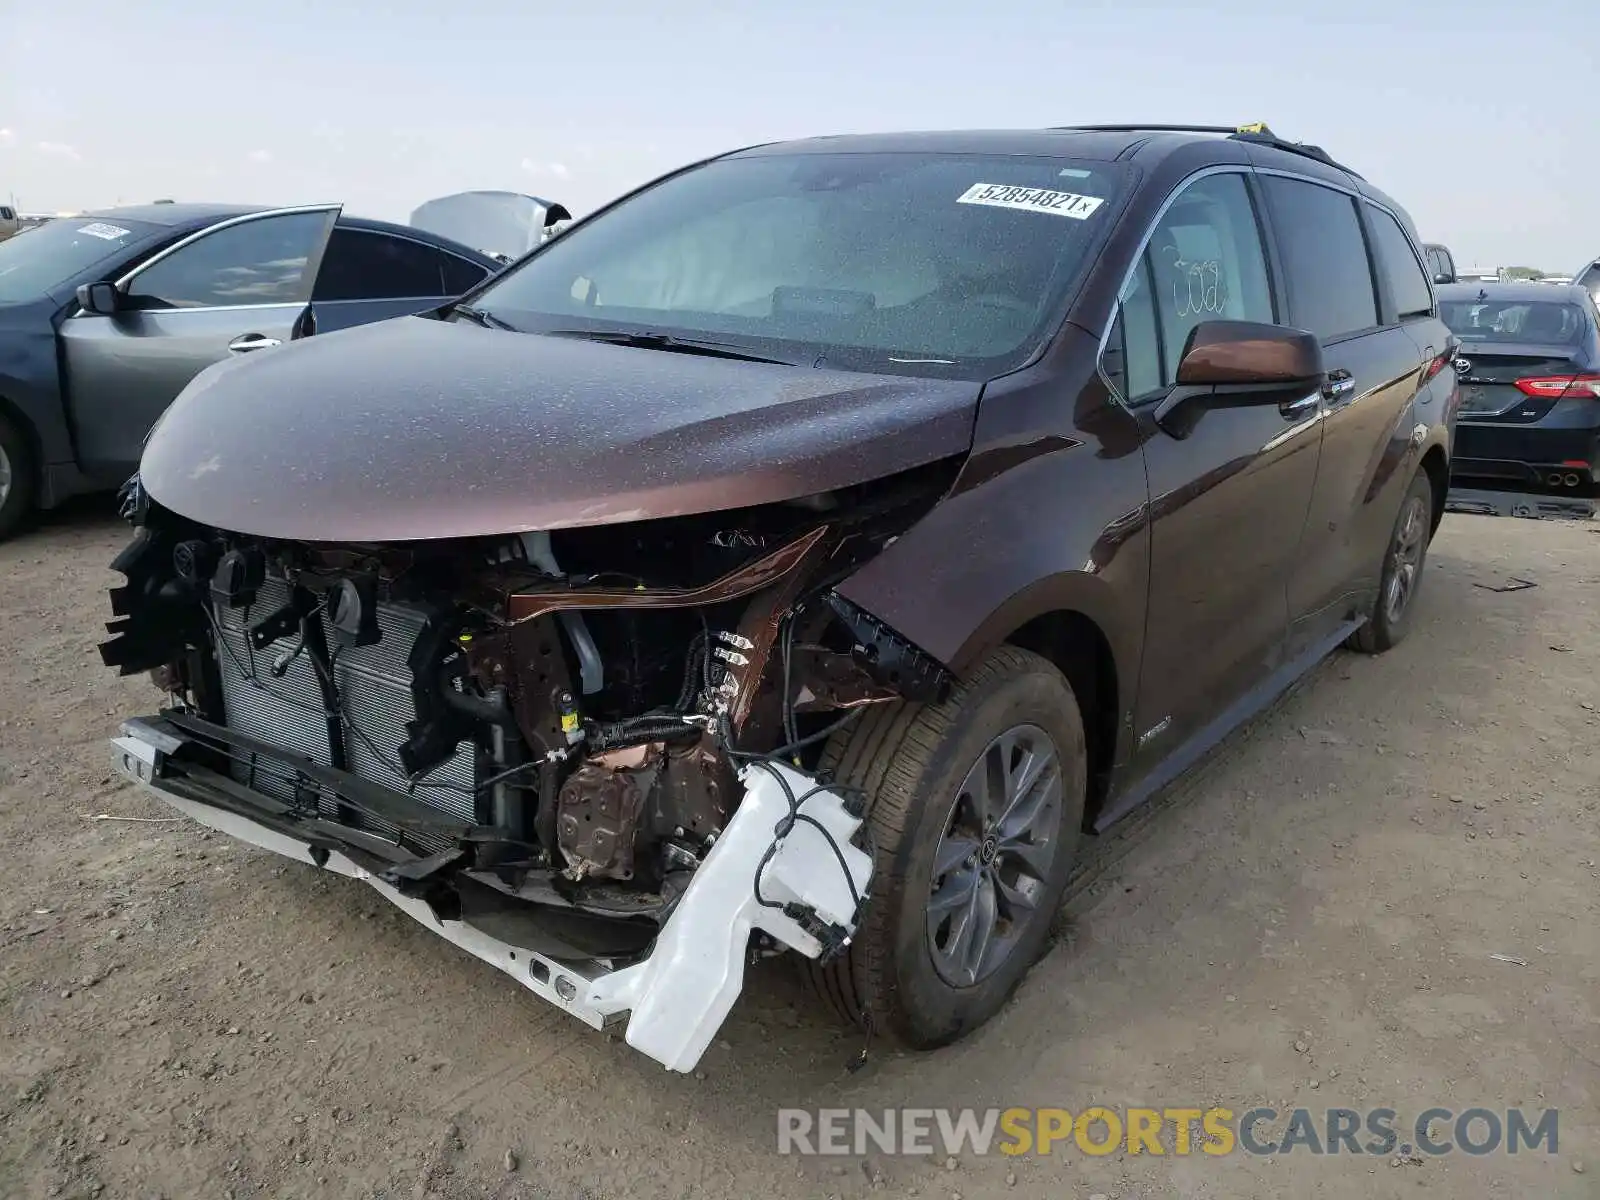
213;578;478;826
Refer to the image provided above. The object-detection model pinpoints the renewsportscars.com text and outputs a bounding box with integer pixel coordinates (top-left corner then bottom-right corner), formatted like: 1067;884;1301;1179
776;1106;1559;1158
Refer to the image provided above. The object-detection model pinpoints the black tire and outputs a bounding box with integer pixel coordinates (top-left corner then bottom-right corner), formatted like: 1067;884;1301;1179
1348;468;1434;654
0;411;37;543
806;645;1087;1048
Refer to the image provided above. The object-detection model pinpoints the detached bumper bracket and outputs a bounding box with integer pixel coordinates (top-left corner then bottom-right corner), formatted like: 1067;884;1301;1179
109;722;874;1074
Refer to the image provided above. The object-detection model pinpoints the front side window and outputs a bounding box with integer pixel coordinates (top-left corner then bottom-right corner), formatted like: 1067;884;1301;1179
1261;177;1378;340
1114;258;1163;399
468;152;1127;378
1368;207;1434;319
313;229;446;301
126;211;329;309
1108;172;1274;400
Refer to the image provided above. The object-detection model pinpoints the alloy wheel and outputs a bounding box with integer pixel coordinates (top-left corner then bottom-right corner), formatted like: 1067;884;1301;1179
926;723;1064;988
1384;494;1428;625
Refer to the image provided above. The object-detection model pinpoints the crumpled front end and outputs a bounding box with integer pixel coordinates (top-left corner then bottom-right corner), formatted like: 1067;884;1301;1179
100;463;958;1071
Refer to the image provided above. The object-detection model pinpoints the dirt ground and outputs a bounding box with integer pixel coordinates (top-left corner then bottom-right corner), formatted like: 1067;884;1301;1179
0;501;1595;1200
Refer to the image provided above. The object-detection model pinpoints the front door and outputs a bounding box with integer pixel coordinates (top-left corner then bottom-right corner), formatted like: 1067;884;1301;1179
59;205;340;476
1103;169;1323;765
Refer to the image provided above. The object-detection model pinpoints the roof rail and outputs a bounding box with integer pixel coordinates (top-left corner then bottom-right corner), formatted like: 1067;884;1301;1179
1051;124;1241;135
1050;122;1363;179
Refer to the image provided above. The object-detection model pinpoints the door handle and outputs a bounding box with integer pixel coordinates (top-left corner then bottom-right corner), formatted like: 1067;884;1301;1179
1279;391;1321;420
1322;369;1357;404
228;333;281;353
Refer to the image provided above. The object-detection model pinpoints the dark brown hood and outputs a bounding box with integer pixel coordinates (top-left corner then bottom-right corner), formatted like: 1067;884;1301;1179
138;316;980;542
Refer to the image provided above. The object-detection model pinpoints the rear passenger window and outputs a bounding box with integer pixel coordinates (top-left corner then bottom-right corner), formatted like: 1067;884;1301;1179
441;254;492;295
1110;172;1275;399
1261;177;1378;340
313;229;446;301
1367;208;1434;320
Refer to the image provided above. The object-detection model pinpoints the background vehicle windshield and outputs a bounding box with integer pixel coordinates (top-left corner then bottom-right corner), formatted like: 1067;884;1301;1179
1440;298;1590;345
0;217;159;303
470;152;1124;377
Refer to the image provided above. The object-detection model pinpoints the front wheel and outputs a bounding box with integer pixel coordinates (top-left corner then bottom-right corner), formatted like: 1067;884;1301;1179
806;646;1087;1048
0;411;37;543
1348;468;1434;654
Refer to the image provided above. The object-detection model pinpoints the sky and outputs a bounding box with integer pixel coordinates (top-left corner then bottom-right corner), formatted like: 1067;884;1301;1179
2;0;1594;272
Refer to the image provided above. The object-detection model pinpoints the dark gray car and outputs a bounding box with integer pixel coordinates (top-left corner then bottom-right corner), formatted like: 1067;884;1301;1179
0;203;503;538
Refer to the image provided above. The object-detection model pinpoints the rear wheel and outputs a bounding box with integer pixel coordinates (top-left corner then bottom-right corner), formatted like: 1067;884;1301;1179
806;646;1087;1047
1348;468;1433;654
0;411;36;542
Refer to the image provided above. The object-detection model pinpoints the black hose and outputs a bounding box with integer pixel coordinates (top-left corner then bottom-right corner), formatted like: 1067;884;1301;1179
586;716;700;754
535;757;559;861
762;707;863;761
675;630;708;712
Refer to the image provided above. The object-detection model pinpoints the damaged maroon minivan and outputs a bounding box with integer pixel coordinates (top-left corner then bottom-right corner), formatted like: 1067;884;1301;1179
101;125;1456;1071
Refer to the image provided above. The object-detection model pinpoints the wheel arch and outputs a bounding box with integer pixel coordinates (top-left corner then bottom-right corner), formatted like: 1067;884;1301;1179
0;392;43;494
1419;443;1448;535
938;566;1141;832
1001;607;1122;829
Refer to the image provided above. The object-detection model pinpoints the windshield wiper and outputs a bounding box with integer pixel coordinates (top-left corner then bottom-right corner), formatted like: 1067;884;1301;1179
543;328;794;365
451;303;517;331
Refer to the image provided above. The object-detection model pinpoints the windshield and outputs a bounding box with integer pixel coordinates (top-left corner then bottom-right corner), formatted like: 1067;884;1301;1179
0;216;159;303
467;151;1124;377
1441;298;1590;346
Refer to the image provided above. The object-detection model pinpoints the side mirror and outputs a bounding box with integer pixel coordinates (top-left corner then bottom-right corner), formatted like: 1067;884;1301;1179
1174;320;1325;387
1434;272;1454;285
76;281;122;315
1156;320;1325;439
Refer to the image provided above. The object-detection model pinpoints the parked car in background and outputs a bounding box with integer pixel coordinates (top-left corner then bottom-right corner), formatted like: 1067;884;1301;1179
101;122;1455;1072
0;202;503;538
0;205;20;242
409;190;572;263
1439;281;1600;492
1423;242;1456;284
1576;256;1600;306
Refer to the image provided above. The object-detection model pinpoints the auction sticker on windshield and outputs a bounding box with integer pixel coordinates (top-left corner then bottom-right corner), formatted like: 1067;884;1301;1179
78;222;132;240
957;183;1105;219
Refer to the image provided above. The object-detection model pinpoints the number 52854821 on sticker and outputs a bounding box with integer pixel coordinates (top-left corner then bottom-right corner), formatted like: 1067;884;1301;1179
957;182;1105;219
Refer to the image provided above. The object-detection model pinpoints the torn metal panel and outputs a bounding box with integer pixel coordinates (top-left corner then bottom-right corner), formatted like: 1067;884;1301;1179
505;526;830;625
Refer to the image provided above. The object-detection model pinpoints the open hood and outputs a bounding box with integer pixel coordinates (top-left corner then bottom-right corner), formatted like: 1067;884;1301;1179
137;316;980;543
408;191;573;262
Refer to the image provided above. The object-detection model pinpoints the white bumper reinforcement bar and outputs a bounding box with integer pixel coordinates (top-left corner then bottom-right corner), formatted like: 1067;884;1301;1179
111;721;871;1073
